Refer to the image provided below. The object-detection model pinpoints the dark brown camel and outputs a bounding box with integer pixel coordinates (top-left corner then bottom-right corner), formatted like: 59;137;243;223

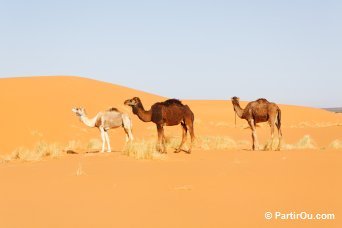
231;97;282;151
124;97;195;153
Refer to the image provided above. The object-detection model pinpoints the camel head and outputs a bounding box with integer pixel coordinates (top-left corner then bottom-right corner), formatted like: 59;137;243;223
231;97;241;112
72;107;86;117
124;97;141;107
231;96;240;105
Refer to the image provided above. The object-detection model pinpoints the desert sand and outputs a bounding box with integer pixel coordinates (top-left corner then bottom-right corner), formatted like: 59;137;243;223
0;76;341;228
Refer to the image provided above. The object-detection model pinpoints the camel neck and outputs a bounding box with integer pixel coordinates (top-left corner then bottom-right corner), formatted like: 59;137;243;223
133;103;152;122
233;102;244;119
80;114;98;127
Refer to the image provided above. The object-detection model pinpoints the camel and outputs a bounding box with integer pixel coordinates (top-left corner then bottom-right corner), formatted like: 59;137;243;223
231;97;282;151
72;107;133;153
124;97;195;154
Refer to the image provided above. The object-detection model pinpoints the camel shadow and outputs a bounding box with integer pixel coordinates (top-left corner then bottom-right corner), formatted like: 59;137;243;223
66;150;121;155
86;150;122;154
66;150;78;154
173;148;191;154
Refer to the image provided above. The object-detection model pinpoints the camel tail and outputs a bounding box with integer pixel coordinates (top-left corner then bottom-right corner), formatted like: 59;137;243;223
277;108;282;131
184;105;195;138
185;105;195;123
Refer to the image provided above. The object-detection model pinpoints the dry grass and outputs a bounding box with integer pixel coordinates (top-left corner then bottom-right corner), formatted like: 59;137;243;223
279;135;317;150
0;134;333;164
65;138;102;152
0;138;104;163
76;163;86;176
194;118;202;125
164;135;250;151
165;136;184;150
1;141;63;162
121;135;249;160
197;136;249;150
329;140;342;149
65;140;84;151
289;121;342;128
87;138;102;150
122;140;166;160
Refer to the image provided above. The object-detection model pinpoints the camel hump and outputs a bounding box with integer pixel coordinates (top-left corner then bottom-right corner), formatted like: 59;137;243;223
256;98;269;103
162;99;183;106
107;107;120;112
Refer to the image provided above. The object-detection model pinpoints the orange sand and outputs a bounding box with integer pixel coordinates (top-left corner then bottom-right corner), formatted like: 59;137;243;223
0;76;341;228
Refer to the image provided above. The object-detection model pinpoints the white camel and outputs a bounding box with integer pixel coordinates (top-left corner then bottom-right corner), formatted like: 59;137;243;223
72;107;134;153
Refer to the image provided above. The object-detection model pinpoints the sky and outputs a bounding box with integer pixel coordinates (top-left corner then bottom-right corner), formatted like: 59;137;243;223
0;0;341;107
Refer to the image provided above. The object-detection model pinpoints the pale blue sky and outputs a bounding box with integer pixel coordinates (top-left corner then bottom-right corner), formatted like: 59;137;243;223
0;0;341;107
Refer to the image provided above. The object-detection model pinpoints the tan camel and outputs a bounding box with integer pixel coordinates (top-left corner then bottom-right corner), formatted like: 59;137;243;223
72;107;133;153
124;97;195;154
231;97;282;150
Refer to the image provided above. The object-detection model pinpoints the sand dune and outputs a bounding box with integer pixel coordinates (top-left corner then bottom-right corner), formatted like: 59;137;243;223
0;76;341;228
0;76;163;154
0;76;340;155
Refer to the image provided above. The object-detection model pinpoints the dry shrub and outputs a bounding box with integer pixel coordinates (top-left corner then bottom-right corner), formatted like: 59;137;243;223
263;137;282;150
122;140;166;160
76;163;86;176
121;135;242;159
87;138;102;150
197;136;249;150
289;121;342;128
6;141;63;162
164;135;249;151
282;135;317;150
1;138;103;163
165;136;183;149
65;140;84;151
329;140;342;149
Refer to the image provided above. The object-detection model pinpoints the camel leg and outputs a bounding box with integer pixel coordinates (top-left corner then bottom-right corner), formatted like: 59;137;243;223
162;133;166;153
100;127;106;153
265;120;275;151
161;126;167;153
123;127;133;142
276;122;282;151
188;122;195;154
104;131;111;152
122;115;134;142
128;129;134;142
249;120;259;151
156;125;165;153
175;123;187;153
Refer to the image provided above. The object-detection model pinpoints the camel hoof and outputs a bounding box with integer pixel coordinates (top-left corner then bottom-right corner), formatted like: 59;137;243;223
107;151;111;153
174;149;181;153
